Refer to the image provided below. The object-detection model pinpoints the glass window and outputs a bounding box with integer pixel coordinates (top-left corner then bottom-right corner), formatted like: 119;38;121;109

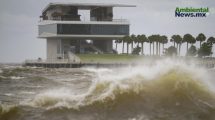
57;24;129;35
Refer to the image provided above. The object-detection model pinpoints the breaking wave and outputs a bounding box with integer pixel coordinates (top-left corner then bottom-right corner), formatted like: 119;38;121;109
29;59;215;116
0;104;20;120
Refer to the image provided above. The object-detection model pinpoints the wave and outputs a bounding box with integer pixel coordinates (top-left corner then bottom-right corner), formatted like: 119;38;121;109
0;104;20;120
26;59;215;120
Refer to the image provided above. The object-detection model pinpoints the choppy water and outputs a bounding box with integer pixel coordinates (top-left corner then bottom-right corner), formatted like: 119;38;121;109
1;59;215;120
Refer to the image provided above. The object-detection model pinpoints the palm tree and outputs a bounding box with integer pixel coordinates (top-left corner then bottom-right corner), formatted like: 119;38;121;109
148;35;155;56
149;38;152;56
158;36;161;56
122;36;128;54
114;39;122;51
160;35;168;55
148;35;158;56
171;35;177;48
207;37;215;46
175;35;183;56
183;34;189;51
207;37;215;54
115;40;118;50
136;34;141;49
140;34;148;55
171;35;182;55
207;37;215;57
124;35;132;54
152;35;161;56
170;36;176;47
154;35;160;56
189;35;196;45
153;38;155;55
196;33;206;48
183;34;195;53
130;34;136;52
158;35;164;56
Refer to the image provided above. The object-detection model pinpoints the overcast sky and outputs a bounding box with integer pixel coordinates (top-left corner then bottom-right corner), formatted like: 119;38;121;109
0;0;215;63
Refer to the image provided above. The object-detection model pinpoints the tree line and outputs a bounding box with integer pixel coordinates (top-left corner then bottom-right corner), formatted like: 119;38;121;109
114;33;215;57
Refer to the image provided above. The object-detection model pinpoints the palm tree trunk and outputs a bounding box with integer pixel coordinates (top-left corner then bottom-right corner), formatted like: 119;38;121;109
179;43;181;56
162;43;164;55
153;42;155;55
141;42;144;55
127;43;129;54
115;42;117;51
156;42;158;56
212;45;214;58
157;42;159;56
122;41;124;53
187;42;189;52
159;43;161;56
150;43;151;56
176;44;178;56
131;42;133;53
200;41;202;48
155;42;157;55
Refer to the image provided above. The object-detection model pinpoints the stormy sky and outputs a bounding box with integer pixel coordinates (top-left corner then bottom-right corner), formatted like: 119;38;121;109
0;0;215;63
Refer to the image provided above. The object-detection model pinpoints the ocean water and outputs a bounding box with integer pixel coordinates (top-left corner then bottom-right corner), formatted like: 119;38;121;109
0;59;215;120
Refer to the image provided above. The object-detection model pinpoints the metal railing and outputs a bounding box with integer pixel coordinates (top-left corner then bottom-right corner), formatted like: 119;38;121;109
39;18;129;23
25;59;72;64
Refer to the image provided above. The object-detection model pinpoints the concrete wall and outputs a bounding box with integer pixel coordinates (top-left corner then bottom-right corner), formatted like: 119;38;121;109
105;39;113;52
47;39;61;59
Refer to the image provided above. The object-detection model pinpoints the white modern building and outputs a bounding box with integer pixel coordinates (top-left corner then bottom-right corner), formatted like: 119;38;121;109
38;2;135;60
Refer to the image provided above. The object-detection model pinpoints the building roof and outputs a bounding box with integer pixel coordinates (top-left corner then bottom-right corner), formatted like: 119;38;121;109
42;2;136;13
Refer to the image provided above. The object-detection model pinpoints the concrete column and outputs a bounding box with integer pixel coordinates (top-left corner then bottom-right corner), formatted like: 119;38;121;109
106;40;113;52
47;38;62;60
61;39;70;59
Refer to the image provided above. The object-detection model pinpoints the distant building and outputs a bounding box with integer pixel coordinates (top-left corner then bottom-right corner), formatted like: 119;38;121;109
38;2;135;60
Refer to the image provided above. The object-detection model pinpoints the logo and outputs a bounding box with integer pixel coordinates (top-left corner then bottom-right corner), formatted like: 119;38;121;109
175;7;209;17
